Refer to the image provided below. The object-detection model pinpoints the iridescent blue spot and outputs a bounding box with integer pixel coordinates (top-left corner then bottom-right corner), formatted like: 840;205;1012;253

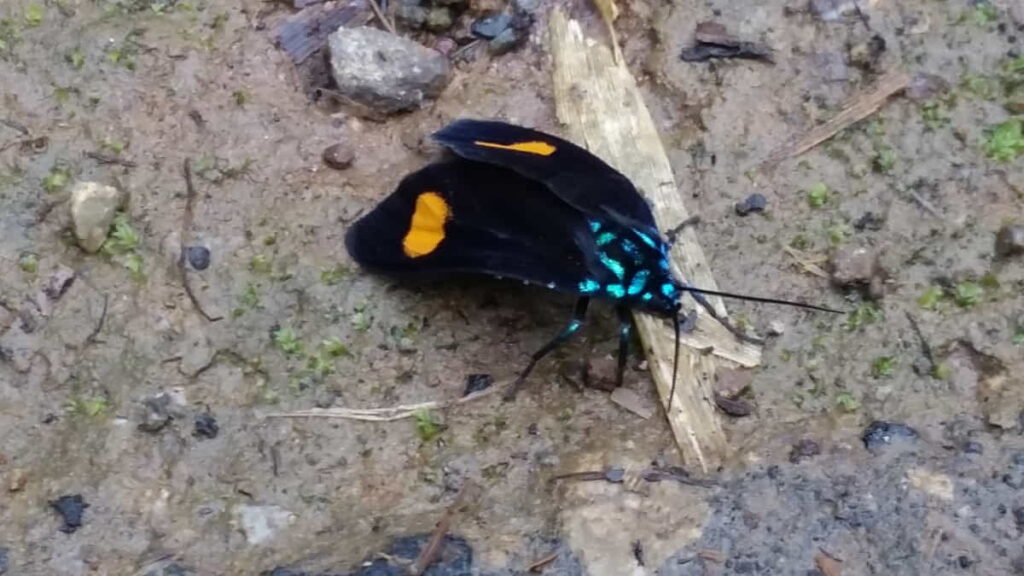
635;230;658;249
578;279;600;294
599;252;625;279
642;292;653;302
658;258;670;271
661;282;678;298
627;270;650;295
605;284;626;298
588;220;601;233
596;231;616;246
620;238;643;264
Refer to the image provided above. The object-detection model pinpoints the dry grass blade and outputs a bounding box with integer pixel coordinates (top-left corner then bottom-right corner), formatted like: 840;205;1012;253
265;380;511;421
591;0;623;63
783;246;829;278
760;70;910;171
368;0;396;35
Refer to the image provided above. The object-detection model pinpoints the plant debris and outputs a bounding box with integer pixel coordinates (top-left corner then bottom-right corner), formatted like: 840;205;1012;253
680;21;772;63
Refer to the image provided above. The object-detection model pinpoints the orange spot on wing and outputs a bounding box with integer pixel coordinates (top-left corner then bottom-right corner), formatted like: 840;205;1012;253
473;140;556;156
403;191;450;258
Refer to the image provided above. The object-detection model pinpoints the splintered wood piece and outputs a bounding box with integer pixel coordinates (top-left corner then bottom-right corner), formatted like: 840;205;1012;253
550;8;762;472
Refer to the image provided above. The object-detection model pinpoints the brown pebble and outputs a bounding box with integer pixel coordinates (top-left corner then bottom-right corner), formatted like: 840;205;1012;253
322;143;355;170
714;367;753;399
8;468;27;492
714;392;753;417
995;224;1024;258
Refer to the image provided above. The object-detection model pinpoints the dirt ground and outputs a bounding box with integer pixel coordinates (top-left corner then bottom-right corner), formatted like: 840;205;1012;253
1;0;1023;574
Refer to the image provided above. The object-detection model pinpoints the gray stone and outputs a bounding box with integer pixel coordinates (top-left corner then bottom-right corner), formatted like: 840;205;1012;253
830;244;884;296
328;27;450;115
235;504;294;544
70;181;126;253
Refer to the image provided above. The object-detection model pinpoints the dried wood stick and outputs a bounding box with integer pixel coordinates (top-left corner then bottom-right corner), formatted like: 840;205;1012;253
549;9;761;472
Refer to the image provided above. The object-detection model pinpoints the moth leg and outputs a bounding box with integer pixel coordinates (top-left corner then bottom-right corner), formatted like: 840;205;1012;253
615;305;633;388
687;290;765;345
504;297;590;401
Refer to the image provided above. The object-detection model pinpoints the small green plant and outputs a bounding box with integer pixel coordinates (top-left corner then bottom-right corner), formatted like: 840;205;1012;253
66;396;109;417
872;148;897;173
970;2;999;25
232;283;260;317
249;254;272;274
103;213;140;253
320;265;348;286
42;166;70;194
845;302;883;331
871;356;897;378
320;338;349;358
807;182;830;208
351;304;371;332
232;90;247;106
835;392;861;413
931;362;951;381
99;137;127;154
19;253;38;273
66;48;85;70
954;281;983;307
100;213;146;280
982;119;1024;163
414;409;443;442
917;285;944;310
272;327;303;355
920;100;951;131
826;222;853;246
24;4;45;27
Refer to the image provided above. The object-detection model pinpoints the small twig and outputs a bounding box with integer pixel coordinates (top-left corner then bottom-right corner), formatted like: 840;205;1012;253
760;70;910;171
85;294;109;344
904;311;935;368
266;379;512;421
409;481;479;576
907;189;944;220
665;214;701;245
1;118;29;135
527;552;558;573
85;151;137;168
180;159;222;322
367;0;395;35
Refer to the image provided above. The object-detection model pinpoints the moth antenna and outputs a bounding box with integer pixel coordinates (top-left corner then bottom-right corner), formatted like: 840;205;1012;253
677;286;844;314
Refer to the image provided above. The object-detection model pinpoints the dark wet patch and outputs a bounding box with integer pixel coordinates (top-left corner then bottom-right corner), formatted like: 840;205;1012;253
193;412;219;439
463;373;493;396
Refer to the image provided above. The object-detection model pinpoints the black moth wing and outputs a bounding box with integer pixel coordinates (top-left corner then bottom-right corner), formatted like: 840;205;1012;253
432;119;660;234
345;159;616;293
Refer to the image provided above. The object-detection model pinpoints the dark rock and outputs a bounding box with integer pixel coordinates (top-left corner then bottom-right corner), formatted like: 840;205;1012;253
51;494;89;533
862;421;919;452
488;27;523;55
734;193;767;216
995;224;1024;258
471;13;512;39
789;439;821;463
42;266;76;301
957;556;973;569
905;73;950;102
0;547;7;575
463;373;493;396
193;413;219;439
186;246;211;270
854;211;885;231
715;392;753;417
962;441;984;454
848;34;886;72
139;394;175;433
513;0;539;13
328;27;451;115
384;534;472;575
322;143;355;170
